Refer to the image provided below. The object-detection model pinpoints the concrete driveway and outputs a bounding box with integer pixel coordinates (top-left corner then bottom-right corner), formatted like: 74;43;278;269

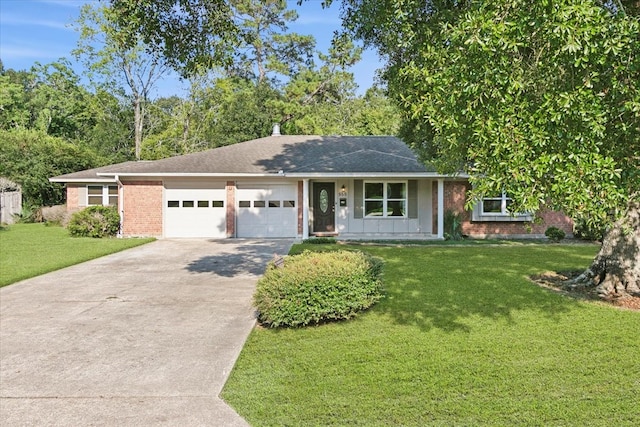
0;238;293;426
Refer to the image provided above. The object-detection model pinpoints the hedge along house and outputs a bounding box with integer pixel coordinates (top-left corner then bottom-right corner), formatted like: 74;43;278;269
50;133;573;240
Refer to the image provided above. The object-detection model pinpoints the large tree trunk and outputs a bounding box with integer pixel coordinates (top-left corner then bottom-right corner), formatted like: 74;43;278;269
573;199;640;298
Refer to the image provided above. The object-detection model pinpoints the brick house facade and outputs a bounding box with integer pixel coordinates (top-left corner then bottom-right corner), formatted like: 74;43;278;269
435;181;573;238
121;181;163;237
52;135;574;240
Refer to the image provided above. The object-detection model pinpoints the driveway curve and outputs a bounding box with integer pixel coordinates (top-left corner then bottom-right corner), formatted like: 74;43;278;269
1;239;293;426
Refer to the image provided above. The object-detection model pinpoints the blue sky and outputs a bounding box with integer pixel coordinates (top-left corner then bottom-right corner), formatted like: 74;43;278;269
0;0;382;97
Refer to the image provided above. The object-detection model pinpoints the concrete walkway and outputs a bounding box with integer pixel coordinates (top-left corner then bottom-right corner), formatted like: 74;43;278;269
0;239;293;426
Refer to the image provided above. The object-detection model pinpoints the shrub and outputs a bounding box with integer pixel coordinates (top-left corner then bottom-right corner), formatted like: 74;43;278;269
254;250;384;328
42;205;71;226
13;204;43;224
444;210;463;240
67;206;120;238
545;226;566;243
573;218;606;241
302;237;337;244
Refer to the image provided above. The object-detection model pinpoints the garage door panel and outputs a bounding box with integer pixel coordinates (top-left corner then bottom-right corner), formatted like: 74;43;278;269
236;183;297;238
164;184;227;238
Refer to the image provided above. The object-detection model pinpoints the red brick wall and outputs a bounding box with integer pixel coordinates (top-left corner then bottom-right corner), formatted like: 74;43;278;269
438;180;573;238
122;181;163;237
226;181;236;238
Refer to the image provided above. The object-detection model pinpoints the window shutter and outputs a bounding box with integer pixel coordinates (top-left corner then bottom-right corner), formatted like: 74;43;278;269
408;180;418;219
354;180;363;219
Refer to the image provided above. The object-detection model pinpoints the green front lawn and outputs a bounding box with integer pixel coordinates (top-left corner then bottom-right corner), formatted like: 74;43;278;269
222;243;640;426
0;223;154;287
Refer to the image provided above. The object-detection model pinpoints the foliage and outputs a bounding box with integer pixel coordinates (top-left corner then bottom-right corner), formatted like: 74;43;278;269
444;210;463;241
109;0;239;75
545;226;566;243
0;62;134;163
302;237;337;244
0;72;30;130
1;61;98;140
0;223;153;287
342;0;640;233
0;129;98;206
12;204;41;224
67;206;120;238
573;217;606;241
254;250;384;327
0;177;20;192
227;0;315;84
74;3;171;160
223;244;640;426
81;88;134;162
41;205;71;226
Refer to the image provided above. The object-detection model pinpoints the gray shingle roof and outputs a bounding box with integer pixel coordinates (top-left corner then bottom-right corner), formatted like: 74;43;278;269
51;135;436;181
49;161;143;182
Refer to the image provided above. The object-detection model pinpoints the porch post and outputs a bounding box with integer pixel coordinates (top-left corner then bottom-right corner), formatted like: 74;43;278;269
302;179;310;239
226;181;236;238
437;179;444;239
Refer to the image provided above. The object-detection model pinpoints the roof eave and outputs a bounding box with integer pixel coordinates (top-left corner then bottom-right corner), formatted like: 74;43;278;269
49;177;118;183
97;171;466;179
97;172;285;178
285;172;466;179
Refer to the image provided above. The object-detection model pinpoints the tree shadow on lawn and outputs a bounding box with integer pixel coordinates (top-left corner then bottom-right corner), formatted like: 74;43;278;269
184;239;294;277
371;246;594;332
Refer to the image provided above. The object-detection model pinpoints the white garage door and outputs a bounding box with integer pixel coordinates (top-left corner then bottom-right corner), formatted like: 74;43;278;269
236;182;297;238
164;182;227;238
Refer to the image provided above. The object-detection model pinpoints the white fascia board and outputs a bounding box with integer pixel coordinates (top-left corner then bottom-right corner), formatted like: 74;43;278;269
49;177;117;183
96;172;470;180
284;172;461;179
96;172;281;179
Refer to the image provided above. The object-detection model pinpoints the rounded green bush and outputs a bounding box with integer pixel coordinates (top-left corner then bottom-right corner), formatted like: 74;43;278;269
254;250;384;328
545;226;566;243
67;205;120;238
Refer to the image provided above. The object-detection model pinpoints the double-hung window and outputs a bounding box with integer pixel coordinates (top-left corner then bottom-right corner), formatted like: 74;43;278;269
87;185;118;206
481;194;513;216
472;193;532;222
364;181;407;217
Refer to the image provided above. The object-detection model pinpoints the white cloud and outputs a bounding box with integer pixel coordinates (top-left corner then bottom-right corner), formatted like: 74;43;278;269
0;45;67;60
38;0;86;8
0;13;71;31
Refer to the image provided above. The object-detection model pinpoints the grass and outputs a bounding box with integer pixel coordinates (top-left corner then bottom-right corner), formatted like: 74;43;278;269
222;243;640;426
0;223;154;287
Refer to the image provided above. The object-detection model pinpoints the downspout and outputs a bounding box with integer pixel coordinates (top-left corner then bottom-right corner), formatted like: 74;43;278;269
115;175;124;238
302;179;310;239
437;179;444;239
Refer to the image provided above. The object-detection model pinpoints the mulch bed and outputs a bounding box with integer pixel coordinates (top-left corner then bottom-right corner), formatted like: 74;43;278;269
530;270;640;311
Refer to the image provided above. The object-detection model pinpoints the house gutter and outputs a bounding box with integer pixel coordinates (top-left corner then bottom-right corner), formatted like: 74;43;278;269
96;172;468;180
115;174;124;238
49;177;118;183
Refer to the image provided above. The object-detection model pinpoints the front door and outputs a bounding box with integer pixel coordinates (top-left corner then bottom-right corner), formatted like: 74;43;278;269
313;182;335;233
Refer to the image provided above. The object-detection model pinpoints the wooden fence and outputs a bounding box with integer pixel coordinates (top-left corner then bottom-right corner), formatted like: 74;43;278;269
0;191;22;224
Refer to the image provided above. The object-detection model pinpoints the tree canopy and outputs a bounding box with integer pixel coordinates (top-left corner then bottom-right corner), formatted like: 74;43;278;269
342;0;639;232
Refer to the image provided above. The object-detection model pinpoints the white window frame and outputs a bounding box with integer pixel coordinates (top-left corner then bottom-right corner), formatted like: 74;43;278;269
363;180;408;218
87;185;118;207
472;193;532;222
